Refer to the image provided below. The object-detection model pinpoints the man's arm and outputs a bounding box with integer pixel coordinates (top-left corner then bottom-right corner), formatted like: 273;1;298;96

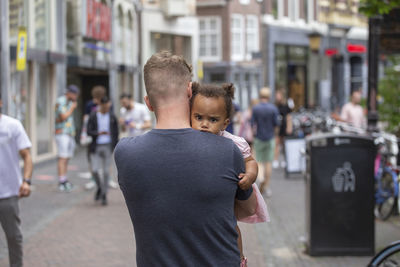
56;101;77;123
19;148;33;197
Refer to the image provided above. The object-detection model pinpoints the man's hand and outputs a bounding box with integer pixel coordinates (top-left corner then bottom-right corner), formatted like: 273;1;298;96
238;173;256;190
128;121;136;129
70;101;77;110
99;131;109;135
19;182;31;198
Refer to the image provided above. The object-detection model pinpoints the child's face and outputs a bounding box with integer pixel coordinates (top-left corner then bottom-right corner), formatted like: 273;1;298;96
191;95;230;134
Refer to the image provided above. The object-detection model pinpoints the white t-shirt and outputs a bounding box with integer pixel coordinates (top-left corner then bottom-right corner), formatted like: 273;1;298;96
0;114;32;199
120;102;151;137
96;112;111;145
340;102;366;128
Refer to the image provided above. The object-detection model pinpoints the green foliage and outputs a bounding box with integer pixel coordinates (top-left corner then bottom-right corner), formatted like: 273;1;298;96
359;0;400;17
378;56;400;136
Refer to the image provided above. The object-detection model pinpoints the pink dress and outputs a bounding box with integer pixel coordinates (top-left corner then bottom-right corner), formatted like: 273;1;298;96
219;131;270;223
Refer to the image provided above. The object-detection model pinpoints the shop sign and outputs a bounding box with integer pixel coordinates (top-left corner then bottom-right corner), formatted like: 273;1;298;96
197;60;203;80
16;27;27;71
346;44;366;54
86;0;111;42
324;48;338;57
380;8;400;54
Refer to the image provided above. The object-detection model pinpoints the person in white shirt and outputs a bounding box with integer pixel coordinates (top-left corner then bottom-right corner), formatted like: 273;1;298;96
340;90;366;129
119;93;152;137
0;96;33;267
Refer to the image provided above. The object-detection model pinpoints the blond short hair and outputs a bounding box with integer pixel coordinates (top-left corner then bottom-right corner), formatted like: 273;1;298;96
259;87;271;99
143;51;192;107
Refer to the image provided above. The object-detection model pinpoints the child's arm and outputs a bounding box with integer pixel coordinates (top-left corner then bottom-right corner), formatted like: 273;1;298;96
238;156;258;190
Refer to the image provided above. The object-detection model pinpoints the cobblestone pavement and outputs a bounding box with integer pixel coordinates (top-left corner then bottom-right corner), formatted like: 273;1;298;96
1;150;400;266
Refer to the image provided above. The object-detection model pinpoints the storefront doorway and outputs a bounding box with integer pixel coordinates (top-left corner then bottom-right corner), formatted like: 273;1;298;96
275;45;308;110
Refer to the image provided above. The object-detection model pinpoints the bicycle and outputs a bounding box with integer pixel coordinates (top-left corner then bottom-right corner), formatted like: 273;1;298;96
373;132;399;221
368;240;400;267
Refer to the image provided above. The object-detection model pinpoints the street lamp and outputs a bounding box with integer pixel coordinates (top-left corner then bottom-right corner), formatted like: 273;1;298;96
308;32;322;53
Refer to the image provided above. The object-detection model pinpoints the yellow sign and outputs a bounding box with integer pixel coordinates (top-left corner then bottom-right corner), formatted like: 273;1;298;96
16;27;27;71
197;60;204;80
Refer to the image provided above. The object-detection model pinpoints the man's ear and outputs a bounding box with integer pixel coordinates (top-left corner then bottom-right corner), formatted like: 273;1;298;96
187;82;192;99
144;96;154;112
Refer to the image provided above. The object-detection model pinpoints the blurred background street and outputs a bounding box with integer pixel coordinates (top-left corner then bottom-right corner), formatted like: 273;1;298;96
1;0;400;266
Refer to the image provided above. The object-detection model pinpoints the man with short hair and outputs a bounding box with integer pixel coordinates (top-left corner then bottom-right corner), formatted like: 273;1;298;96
115;51;257;266
0;96;33;267
119;93;151;137
55;85;79;192
252;87;279;197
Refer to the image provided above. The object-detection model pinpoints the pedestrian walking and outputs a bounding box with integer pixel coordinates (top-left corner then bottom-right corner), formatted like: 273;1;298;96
251;88;280;197
81;86;119;191
55;85;79;192
340;90;366;129
239;99;259;146
190;82;270;266
0;96;33;267
273;89;293;169
114;51;257;266
87;96;119;206
119;93;151;137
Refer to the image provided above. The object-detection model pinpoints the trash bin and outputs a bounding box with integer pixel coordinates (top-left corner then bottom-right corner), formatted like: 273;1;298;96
305;133;376;256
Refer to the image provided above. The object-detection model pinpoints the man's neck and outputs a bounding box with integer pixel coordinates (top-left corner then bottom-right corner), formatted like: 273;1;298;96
153;102;191;129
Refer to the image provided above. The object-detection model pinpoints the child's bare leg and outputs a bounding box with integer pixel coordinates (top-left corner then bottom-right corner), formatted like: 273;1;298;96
236;225;244;259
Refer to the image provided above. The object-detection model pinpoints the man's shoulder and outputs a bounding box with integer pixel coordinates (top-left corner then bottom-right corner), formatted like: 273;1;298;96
1;115;25;135
1;115;20;126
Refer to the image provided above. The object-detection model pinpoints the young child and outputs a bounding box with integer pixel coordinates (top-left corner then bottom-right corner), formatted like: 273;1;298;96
190;82;269;266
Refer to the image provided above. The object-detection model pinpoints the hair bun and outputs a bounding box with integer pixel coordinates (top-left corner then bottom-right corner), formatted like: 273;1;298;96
191;81;200;94
222;83;235;98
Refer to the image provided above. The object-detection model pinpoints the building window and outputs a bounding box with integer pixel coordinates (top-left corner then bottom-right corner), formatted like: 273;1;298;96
34;0;48;49
239;0;250;5
246;15;259;60
126;11;134;65
231;14;244;61
199;17;221;61
115;5;124;63
9;62;29;129
272;0;278;19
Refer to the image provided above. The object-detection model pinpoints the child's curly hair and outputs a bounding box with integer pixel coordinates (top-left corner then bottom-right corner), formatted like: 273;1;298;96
190;82;235;119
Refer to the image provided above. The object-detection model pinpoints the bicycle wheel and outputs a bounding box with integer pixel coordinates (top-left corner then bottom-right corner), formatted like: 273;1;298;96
375;171;396;220
375;197;395;221
368;241;400;267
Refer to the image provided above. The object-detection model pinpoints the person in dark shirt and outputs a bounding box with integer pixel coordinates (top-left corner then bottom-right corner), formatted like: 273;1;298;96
273;89;293;169
251;88;279;197
87;96;119;205
114;51;257;266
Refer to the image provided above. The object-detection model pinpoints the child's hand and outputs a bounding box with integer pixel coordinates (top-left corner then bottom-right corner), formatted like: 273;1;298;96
238;172;256;190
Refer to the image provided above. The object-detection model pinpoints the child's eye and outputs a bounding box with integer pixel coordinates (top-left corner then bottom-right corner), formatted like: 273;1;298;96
210;118;218;123
195;115;202;120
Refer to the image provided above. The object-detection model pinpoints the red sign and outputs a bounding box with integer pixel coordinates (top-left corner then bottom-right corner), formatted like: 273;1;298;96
347;43;366;53
86;0;111;42
325;48;338;57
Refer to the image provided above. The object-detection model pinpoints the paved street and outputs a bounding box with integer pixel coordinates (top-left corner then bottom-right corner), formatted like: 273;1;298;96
1;149;400;266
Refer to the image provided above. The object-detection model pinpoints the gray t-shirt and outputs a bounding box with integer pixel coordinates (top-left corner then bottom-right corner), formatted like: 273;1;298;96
114;128;252;267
